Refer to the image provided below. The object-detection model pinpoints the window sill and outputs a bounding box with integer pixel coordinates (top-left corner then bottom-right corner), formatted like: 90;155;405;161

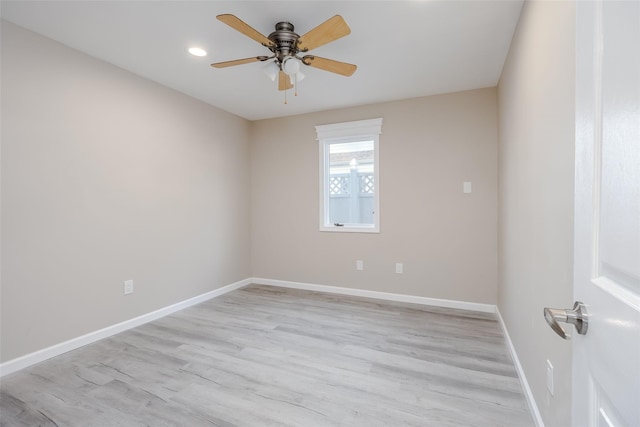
320;224;380;233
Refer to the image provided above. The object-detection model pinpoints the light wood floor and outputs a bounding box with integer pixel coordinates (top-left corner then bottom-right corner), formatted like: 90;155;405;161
1;285;534;426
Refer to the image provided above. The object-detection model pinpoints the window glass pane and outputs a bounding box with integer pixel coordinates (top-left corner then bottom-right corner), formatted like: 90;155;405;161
328;140;374;225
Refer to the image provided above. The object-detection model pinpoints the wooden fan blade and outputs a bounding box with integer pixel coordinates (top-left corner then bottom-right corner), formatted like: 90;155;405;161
210;57;263;68
278;70;293;91
217;14;273;47
302;56;357;77
297;15;351;51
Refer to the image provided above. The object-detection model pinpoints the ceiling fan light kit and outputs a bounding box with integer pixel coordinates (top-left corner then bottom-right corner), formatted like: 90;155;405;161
211;14;357;102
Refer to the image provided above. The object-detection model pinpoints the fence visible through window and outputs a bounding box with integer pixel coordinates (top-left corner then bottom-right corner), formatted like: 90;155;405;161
329;176;350;195
359;174;374;194
329;172;374;224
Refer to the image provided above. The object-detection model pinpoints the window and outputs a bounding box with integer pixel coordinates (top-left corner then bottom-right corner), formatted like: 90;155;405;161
316;118;382;233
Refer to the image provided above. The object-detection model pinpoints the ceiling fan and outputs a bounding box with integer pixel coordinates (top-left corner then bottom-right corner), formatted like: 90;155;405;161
211;14;357;93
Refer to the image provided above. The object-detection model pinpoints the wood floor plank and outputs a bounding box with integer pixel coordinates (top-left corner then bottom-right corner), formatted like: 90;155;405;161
1;284;534;426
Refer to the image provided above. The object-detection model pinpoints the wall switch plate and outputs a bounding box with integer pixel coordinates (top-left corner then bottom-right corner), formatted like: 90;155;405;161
356;260;364;271
124;280;134;295
395;263;403;274
546;359;554;396
463;181;472;194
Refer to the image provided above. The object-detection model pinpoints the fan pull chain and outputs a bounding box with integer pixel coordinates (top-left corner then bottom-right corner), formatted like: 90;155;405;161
294;74;298;97
284;88;288;105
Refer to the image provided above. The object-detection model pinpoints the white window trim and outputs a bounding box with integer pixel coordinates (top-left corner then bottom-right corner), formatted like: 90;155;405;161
316;118;382;233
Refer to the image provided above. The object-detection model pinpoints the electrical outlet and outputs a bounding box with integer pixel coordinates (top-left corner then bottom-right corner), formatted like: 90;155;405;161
395;263;403;274
546;359;554;396
356;260;364;271
124;279;134;295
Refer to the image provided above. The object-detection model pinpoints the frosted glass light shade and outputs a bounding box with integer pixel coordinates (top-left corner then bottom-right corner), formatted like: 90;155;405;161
289;71;305;84
282;57;301;75
262;61;279;81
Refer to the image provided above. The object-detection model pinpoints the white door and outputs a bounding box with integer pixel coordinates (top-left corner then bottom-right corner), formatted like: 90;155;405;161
573;0;640;426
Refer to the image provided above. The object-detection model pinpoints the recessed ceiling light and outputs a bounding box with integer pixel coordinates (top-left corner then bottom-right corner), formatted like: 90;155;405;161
188;47;207;57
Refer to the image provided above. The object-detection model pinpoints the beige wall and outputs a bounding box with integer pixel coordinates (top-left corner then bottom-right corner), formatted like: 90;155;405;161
1;22;251;362
251;88;498;304
497;1;575;426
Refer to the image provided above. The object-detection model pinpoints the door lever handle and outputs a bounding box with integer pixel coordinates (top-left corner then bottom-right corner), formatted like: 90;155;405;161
544;301;588;340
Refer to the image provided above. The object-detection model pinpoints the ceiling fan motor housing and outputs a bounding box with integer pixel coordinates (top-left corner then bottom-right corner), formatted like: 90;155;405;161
268;22;300;63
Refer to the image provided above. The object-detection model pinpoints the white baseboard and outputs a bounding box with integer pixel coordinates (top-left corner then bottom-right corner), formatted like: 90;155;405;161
496;307;545;427
0;278;252;377
251;277;496;313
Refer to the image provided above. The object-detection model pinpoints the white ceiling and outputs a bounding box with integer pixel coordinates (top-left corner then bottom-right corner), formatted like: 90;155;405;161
1;1;523;121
